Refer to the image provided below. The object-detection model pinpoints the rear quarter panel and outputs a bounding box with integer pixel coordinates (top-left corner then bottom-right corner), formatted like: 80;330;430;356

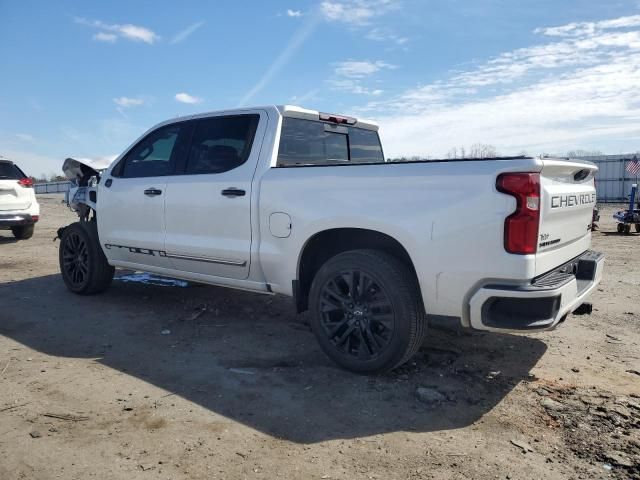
257;158;544;322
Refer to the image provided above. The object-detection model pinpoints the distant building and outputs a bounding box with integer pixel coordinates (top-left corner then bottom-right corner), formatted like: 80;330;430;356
574;154;640;202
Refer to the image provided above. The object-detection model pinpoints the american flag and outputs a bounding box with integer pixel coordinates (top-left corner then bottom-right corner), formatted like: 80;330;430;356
627;155;640;175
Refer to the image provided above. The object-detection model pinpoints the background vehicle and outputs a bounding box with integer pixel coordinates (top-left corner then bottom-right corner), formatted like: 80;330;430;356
613;183;639;234
0;156;39;239
58;105;604;373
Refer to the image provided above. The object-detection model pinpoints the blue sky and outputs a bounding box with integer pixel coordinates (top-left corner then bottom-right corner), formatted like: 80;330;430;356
1;0;640;176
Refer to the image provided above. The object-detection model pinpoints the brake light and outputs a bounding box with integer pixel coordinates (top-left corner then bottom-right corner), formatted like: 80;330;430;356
496;172;540;254
18;178;34;188
319;112;357;125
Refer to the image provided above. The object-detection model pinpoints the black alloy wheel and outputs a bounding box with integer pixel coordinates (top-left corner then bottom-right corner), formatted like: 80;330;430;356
61;230;89;288
308;249;427;374
59;222;114;295
318;269;395;361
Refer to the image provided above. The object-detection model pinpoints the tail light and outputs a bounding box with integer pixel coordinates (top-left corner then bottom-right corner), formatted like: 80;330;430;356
496;172;540;254
18;178;34;188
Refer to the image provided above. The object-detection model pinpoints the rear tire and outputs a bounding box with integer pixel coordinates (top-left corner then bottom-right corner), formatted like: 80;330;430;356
11;224;34;240
308;249;427;374
617;223;625;233
59;222;114;294
635;224;640;233
624;224;632;234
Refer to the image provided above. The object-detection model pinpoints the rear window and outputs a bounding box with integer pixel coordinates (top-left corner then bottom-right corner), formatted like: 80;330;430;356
277;117;384;166
0;162;26;180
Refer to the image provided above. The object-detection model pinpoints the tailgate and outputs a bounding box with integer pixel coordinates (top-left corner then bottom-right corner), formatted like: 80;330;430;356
536;159;597;276
0;180;32;211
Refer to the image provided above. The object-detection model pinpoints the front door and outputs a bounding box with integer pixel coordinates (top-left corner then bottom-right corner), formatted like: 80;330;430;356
98;122;191;269
163;112;265;279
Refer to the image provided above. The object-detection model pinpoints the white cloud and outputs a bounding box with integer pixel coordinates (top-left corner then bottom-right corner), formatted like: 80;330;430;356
535;14;640;37
320;1;407;46
286;9;303;17
356;15;640;157
365;27;408;46
175;92;203;104
113;97;144;108
116;24;159;44
170;21;205;44
93;32;117;43
75;17;160;44
330;60;394;95
334;60;395;78
320;0;398;26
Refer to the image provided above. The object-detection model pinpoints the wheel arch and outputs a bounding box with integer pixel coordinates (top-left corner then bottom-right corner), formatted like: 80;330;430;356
294;227;420;313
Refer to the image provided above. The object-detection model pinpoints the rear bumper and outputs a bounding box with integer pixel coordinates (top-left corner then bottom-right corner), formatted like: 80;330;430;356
469;250;604;332
0;213;38;228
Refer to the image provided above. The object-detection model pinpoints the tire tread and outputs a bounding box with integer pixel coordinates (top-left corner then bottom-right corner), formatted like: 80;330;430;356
59;222;114;295
11;224;34;240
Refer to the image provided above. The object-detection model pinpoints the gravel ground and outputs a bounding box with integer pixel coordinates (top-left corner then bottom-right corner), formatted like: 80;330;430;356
0;196;638;479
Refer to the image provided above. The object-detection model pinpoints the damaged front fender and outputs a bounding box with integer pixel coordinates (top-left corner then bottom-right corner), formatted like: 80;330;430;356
62;156;112;220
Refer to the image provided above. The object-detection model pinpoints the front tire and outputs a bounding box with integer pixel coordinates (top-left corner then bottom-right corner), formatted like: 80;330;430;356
59;222;114;294
11;224;34;240
308;249;427;374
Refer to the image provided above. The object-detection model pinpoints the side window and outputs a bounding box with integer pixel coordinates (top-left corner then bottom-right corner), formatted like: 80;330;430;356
349;128;384;163
120;124;183;178
277;118;348;166
185;115;259;175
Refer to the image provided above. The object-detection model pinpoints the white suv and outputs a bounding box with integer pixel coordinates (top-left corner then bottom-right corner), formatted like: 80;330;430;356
0;157;39;239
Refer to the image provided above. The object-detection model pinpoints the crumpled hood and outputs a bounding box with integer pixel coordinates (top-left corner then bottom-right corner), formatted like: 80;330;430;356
62;156;116;182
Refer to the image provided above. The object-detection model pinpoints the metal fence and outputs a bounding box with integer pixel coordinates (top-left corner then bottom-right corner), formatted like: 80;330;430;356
34;181;71;194
575;154;639;203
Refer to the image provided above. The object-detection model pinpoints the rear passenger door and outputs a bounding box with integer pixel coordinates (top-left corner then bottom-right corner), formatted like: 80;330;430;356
163;112;265;279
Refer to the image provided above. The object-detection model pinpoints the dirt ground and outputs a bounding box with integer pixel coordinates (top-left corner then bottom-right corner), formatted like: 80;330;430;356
1;195;638;480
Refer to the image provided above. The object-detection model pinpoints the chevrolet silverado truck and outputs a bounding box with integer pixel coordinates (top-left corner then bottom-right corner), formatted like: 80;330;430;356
58;105;604;373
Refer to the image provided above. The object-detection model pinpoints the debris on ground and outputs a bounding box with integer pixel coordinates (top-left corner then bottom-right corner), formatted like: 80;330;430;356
415;386;447;405
116;272;189;288
510;439;534;454
185;305;207;322
228;368;256;375
43;412;89;422
532;382;640;478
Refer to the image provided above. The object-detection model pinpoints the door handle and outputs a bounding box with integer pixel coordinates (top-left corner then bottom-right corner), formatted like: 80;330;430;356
144;188;162;197
221;188;246;197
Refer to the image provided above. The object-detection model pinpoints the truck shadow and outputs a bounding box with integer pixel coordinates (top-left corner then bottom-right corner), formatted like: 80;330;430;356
0;273;547;444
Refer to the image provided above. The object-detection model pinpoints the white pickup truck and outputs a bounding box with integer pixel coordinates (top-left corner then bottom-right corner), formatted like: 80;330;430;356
59;105;604;373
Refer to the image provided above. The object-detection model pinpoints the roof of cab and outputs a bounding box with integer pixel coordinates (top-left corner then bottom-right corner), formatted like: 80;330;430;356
277;105;379;131
154;105;379;132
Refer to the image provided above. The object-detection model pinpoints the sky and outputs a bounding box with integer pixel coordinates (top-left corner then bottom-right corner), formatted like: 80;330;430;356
1;0;640;176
